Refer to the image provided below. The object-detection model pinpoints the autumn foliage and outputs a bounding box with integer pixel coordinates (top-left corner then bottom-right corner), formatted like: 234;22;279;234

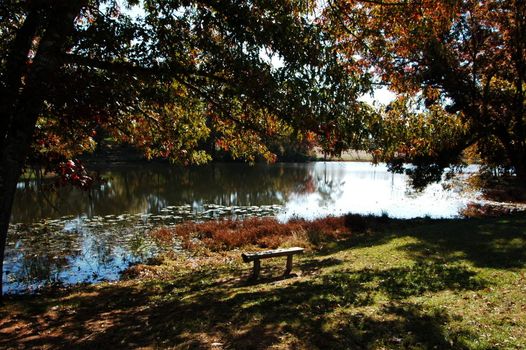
0;0;371;297
324;0;526;182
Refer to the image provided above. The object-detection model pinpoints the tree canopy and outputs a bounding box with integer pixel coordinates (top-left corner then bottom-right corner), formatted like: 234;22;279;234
2;0;369;165
324;0;526;184
0;0;371;296
2;0;525;297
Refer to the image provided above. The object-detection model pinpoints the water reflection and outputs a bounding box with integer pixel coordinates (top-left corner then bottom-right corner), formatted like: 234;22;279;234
5;162;478;294
12;163;311;222
278;162;477;220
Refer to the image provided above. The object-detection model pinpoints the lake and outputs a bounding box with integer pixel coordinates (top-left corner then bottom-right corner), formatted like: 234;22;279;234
4;161;479;294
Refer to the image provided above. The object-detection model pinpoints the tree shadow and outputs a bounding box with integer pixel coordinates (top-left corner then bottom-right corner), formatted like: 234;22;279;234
1;258;485;349
3;214;524;349
319;213;526;270
397;215;526;269
239;256;345;284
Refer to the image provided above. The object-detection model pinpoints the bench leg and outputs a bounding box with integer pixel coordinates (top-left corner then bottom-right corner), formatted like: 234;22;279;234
251;259;261;279
285;255;293;275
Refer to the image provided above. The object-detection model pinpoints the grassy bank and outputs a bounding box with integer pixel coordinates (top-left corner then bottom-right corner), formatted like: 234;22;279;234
1;214;526;349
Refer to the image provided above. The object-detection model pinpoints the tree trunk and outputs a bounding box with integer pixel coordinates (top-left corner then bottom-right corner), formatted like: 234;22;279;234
0;130;33;300
0;7;41;152
512;152;526;182
0;1;85;300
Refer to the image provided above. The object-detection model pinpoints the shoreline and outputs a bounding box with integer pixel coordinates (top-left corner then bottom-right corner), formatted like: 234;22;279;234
1;212;525;349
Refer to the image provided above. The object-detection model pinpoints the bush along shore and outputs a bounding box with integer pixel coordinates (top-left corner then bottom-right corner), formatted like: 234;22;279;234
1;213;526;349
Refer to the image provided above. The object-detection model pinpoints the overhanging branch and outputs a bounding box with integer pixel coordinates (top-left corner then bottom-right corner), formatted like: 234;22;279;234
61;54;229;84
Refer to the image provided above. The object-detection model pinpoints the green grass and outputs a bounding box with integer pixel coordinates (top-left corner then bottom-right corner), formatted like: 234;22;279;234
1;214;526;349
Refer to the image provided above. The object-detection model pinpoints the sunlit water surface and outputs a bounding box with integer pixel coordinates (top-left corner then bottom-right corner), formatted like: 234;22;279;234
4;162;480;294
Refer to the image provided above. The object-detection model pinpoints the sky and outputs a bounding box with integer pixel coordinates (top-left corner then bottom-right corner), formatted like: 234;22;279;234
359;86;396;106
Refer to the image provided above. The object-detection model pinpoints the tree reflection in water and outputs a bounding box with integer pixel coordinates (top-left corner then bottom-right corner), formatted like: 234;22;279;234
5;162;476;294
12;162;312;222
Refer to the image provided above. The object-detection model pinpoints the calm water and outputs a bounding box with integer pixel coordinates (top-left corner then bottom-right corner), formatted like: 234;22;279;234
4;162;478;293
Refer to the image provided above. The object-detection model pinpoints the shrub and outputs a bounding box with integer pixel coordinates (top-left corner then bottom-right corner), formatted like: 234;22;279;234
149;216;359;252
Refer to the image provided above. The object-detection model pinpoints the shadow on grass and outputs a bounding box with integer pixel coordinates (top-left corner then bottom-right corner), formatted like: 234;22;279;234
397;214;526;269
1;259;484;349
2;213;524;349
332;213;526;270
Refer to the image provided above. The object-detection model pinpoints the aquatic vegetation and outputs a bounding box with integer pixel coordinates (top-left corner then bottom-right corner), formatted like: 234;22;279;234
2;213;525;349
151;215;386;252
3;204;282;293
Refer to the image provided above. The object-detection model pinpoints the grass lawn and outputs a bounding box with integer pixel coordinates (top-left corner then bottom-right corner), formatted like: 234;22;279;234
1;214;525;349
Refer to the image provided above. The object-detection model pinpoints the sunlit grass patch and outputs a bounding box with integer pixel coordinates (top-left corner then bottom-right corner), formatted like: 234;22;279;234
1;213;526;349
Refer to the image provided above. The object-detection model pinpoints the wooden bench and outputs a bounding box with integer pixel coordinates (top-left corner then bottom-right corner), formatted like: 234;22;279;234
241;247;304;279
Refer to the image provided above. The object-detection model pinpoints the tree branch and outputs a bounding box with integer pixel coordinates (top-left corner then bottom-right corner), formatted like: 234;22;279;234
61;54;229;84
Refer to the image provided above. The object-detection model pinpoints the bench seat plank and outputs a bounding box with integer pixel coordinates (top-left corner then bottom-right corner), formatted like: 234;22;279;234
241;247;304;262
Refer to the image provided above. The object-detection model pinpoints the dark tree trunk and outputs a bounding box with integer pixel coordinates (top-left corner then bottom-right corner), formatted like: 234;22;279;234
0;127;32;301
0;7;41;152
0;1;85;300
512;151;526;182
